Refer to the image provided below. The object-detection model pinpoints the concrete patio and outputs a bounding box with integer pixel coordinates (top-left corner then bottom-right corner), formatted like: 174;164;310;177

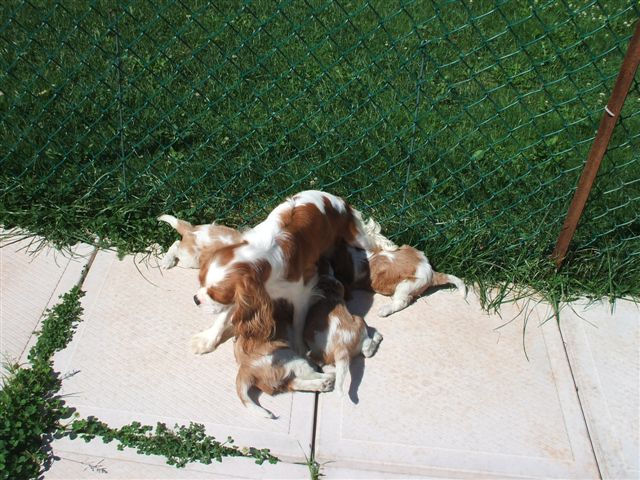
1;234;638;479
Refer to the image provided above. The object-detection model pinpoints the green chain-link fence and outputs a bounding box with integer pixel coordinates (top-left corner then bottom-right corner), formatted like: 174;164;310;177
1;1;639;299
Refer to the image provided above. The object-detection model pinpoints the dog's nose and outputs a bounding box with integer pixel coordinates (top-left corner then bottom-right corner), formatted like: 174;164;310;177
193;295;201;306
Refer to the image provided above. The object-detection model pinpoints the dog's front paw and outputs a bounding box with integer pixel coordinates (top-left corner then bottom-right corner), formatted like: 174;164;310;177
191;332;216;354
377;304;394;317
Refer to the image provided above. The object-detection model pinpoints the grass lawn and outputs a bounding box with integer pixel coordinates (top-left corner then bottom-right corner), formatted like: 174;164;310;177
1;0;639;305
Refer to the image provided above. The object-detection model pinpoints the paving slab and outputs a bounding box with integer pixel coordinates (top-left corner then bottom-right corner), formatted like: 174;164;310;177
53;250;316;468
315;289;599;479
0;230;94;378
45;436;310;479
559;298;639;480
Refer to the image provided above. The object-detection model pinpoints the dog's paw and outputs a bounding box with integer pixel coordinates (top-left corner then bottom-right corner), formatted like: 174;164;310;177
377;304;394;317
160;255;177;270
191;333;216;354
362;331;383;358
319;374;335;392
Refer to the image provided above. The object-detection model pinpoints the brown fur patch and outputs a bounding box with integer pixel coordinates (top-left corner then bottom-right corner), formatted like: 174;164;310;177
367;246;422;295
229;260;277;351
234;338;294;396
276;200;356;284
233;298;299;398
343;204;357;245
198;241;247;286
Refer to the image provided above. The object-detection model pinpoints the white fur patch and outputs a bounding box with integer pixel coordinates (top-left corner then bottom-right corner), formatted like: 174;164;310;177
338;328;357;346
194;228;213;246
252;354;273;369
291;190;347;214
205;259;230;288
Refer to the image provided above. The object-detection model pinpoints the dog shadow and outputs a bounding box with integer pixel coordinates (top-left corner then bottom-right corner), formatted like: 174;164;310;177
346;289;374;317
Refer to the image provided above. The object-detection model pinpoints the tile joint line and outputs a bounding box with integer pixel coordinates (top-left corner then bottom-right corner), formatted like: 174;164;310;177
556;308;603;479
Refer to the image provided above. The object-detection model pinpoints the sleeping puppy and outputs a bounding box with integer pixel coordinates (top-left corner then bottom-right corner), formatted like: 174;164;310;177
304;272;382;396
158;214;242;353
332;237;466;317
235;300;336;419
157;214;242;269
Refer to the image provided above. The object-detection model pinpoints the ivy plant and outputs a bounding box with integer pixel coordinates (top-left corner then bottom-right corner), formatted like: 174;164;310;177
0;287;278;480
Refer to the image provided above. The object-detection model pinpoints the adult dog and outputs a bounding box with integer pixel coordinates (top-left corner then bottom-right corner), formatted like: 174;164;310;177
194;190;394;355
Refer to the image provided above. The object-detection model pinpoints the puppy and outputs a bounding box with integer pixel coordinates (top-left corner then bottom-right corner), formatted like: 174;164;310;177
304;273;382;395
158;214;243;353
194;190;395;356
235;301;335;419
332;240;466;317
157;214;242;269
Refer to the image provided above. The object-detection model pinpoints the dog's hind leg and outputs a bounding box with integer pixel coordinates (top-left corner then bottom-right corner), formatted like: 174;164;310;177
377;278;424;317
290;373;335;392
287;357;336;392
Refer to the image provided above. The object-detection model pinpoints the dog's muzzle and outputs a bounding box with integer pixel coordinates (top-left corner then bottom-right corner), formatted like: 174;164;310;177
193;295;201;306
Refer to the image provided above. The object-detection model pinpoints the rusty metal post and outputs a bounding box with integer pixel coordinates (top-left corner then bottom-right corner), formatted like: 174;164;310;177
552;20;640;269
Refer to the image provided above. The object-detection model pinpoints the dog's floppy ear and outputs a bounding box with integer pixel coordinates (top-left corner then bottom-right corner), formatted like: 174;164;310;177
231;263;274;350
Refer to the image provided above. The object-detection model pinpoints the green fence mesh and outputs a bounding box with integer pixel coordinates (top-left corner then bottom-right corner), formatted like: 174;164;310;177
1;1;639;299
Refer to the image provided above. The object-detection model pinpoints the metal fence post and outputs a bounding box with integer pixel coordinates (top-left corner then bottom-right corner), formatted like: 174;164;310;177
551;20;640;269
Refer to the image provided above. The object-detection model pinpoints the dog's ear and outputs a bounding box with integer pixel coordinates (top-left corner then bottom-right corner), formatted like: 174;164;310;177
232;265;274;350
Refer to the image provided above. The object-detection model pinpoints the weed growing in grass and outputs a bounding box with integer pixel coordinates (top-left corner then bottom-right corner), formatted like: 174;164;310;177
0;288;278;480
305;455;324;480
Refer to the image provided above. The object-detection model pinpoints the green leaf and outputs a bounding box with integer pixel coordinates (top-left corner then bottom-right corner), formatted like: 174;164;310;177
471;149;485;161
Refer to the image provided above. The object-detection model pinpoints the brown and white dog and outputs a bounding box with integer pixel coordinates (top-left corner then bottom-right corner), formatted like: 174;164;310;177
332;227;466;317
157;215;242;269
235;301;335;419
304;272;382;396
194;190;395;355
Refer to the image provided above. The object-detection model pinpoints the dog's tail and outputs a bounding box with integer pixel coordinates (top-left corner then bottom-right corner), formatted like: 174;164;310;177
431;271;467;298
157;214;194;237
236;371;276;419
352;210;398;252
